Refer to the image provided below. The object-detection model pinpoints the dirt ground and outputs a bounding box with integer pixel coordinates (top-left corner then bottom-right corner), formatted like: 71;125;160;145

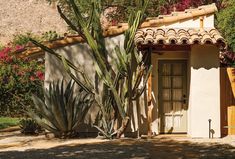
0;0;68;45
0;131;235;159
0;0;110;45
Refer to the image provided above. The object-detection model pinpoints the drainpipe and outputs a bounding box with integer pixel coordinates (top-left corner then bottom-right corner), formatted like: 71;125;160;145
208;119;212;138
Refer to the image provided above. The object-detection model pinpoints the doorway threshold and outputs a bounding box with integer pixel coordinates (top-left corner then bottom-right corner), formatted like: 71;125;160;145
154;134;189;139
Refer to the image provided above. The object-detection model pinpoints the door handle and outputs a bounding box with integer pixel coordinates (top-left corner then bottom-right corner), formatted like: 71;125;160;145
182;95;187;104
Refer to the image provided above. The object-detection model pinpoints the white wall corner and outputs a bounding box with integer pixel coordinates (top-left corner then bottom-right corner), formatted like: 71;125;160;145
189;45;220;138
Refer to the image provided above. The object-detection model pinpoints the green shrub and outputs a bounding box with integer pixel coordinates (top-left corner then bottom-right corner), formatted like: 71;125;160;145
19;118;43;135
0;117;19;129
0;43;3;50
41;31;60;41
217;0;235;52
12;33;40;46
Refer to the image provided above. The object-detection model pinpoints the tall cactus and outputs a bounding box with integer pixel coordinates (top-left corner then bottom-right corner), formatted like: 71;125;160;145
31;0;151;138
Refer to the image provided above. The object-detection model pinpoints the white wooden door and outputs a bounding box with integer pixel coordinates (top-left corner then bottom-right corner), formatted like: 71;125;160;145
158;60;187;133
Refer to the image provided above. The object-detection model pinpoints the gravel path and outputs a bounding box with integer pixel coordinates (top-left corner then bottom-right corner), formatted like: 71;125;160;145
0;0;67;45
0;131;235;159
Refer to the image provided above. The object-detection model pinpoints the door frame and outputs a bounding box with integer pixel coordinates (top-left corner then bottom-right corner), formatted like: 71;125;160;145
158;59;188;134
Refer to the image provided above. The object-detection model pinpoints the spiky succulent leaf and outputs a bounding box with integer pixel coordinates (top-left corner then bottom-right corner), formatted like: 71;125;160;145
29;80;94;138
30;39;94;93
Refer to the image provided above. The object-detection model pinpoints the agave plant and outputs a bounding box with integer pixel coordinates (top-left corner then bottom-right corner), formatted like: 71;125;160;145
19;118;43;135
28;80;94;138
30;0;151;139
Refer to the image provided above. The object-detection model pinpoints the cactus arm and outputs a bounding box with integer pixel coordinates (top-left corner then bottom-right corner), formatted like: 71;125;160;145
132;65;152;100
57;5;86;40
30;39;94;92
61;55;94;94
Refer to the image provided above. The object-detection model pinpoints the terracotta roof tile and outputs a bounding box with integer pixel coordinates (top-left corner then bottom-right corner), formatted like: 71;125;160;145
140;3;217;28
134;28;226;48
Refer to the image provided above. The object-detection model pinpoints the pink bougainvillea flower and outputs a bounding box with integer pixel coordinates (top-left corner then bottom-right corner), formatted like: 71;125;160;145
35;71;44;80
30;76;35;81
0;51;6;59
15;45;24;51
38;74;44;80
17;71;25;76
111;20;118;26
0;47;13;61
3;47;12;54
12;64;19;70
5;56;13;63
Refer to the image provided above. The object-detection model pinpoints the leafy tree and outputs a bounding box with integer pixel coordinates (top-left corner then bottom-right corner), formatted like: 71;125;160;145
47;0;224;24
161;0;224;14
217;0;235;52
47;0;167;23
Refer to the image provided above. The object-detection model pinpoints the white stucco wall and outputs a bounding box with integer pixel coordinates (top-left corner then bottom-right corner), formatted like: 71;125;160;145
189;45;220;138
158;14;214;29
45;34;125;87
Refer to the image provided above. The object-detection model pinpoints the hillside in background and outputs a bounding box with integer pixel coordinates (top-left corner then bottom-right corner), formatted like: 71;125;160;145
0;0;68;45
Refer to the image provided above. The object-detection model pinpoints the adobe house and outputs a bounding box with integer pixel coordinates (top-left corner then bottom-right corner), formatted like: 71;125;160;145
135;4;226;138
21;3;234;138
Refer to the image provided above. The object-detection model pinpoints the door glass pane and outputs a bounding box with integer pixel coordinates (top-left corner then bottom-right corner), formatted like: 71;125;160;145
165;115;173;128
173;63;182;75
173;102;182;114
163;102;172;114
162;64;171;75
162;77;171;88
173;116;181;128
173;89;182;100
163;89;171;100
172;77;182;88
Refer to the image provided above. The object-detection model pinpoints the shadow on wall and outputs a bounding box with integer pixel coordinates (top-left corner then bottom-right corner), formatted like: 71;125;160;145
125;90;149;137
45;34;148;135
45;43;99;132
45;43;94;86
0;138;234;159
167;127;173;134
191;45;220;70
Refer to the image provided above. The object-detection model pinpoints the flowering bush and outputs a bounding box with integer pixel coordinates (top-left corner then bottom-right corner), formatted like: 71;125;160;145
160;0;221;15
220;50;235;67
0;44;44;117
